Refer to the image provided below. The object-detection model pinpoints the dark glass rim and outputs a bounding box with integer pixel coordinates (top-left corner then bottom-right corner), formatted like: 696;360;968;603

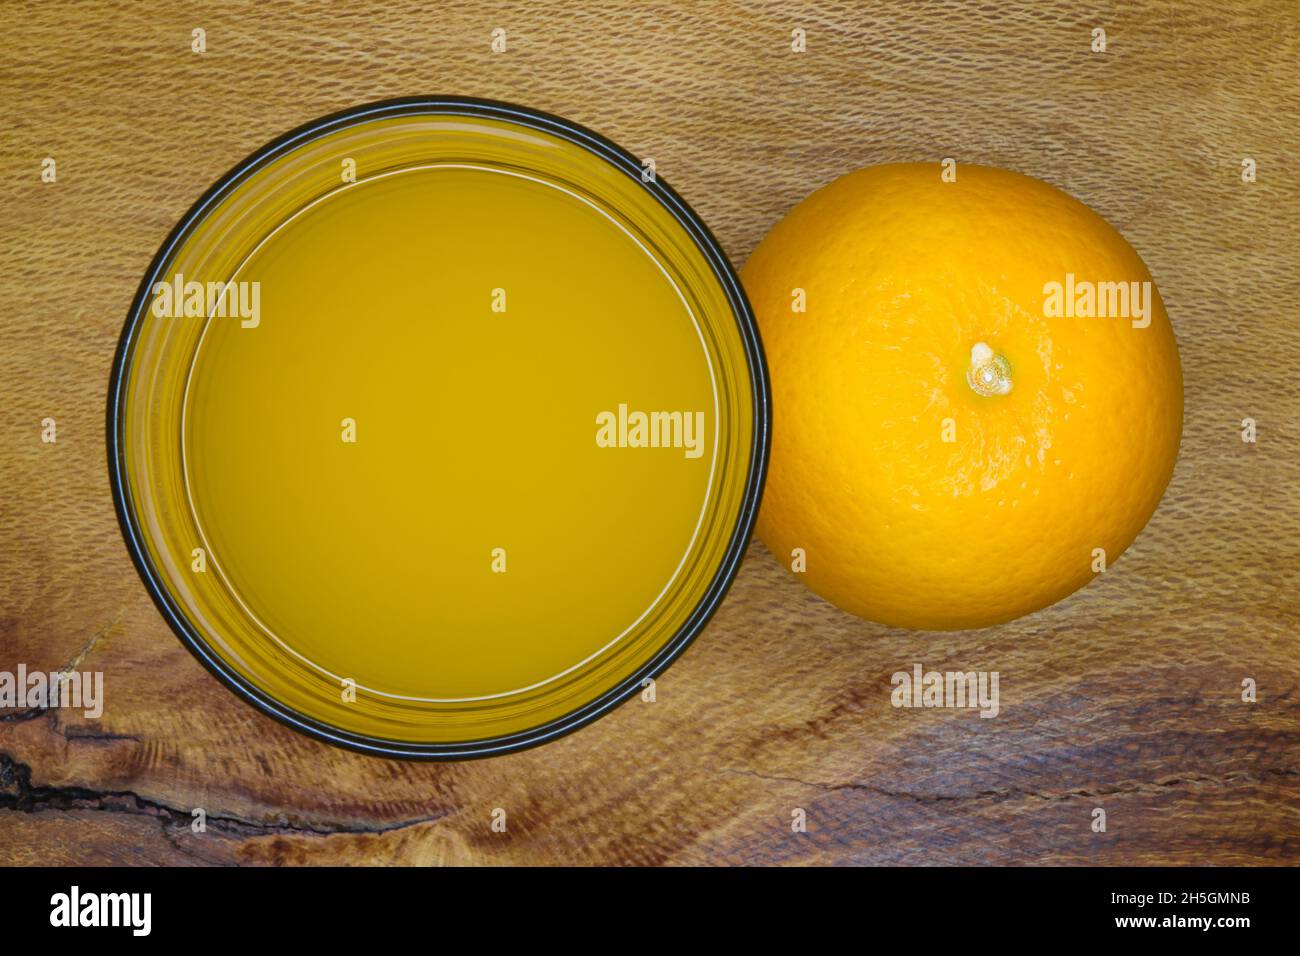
106;96;771;760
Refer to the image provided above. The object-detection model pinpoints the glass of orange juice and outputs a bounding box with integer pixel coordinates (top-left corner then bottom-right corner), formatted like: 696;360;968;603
109;97;769;757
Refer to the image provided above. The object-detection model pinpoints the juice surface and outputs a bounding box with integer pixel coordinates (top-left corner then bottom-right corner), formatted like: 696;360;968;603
182;164;717;701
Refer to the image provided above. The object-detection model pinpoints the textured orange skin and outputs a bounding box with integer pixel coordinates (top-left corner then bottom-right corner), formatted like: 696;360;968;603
743;163;1184;630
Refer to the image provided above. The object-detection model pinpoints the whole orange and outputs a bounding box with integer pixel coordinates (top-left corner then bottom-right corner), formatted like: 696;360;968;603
743;163;1183;630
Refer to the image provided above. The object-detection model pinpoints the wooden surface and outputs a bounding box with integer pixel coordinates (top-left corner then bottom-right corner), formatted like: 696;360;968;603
2;0;1298;865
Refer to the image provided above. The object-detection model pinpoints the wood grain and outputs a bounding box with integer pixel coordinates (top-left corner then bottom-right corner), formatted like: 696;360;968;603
2;0;1298;865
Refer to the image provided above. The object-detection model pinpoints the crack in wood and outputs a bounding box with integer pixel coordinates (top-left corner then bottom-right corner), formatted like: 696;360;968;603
724;766;1300;803
0;703;139;743
0;752;451;838
59;608;125;673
